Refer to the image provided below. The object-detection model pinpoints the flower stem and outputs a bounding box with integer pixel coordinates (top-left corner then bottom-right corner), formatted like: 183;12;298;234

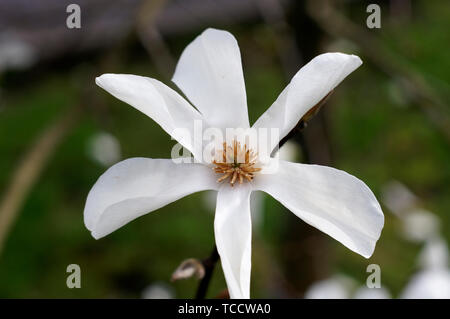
195;245;219;299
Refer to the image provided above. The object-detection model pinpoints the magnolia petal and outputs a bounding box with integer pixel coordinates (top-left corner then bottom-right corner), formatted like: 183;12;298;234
214;184;252;299
253;160;384;258
96;74;203;159
253;53;362;152
173;28;250;129
84;158;218;239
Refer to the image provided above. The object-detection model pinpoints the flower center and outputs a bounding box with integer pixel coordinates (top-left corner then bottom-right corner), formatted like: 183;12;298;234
213;140;261;186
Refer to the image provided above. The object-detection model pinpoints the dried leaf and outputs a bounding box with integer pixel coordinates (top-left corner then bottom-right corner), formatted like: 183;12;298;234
300;89;334;125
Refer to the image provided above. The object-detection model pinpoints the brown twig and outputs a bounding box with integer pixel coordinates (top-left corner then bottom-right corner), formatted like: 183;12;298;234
195;245;220;299
136;0;175;79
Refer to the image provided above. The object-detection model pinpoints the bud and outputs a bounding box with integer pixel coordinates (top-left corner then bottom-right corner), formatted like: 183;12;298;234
171;258;205;282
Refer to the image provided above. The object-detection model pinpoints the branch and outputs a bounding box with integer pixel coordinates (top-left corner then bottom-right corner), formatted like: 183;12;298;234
135;0;175;79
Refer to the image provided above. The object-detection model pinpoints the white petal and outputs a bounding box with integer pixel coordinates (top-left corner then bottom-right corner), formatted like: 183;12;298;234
253;160;384;258
173;28;249;129
84;158;218;239
253;53;362;151
96;74;203;158
214;184;252;299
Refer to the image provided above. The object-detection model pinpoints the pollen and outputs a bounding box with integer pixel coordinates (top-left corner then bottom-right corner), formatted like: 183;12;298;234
213;140;261;186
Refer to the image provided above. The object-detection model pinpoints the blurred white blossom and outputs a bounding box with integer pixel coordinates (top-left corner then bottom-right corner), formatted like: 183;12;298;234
381;180;417;217
401;209;440;243
0;33;36;72
381;180;440;243
354;286;391;299
85;28;383;299
304;275;356;299
381;180;450;298
401;270;450;299
202;190;265;229
141;282;174;299
418;236;448;270
305;275;392;299
401;235;450;298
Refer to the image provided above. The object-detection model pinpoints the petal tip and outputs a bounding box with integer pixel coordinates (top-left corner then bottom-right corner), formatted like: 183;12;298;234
351;54;363;67
361;248;375;259
199;28;237;46
95;74;107;87
202;27;228;36
95;73;118;87
91;229;102;240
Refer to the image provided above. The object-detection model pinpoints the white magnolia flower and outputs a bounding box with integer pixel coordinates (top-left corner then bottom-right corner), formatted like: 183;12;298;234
84;28;384;299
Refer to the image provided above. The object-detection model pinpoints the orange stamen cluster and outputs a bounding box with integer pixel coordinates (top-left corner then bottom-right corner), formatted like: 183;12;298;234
213;140;261;186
